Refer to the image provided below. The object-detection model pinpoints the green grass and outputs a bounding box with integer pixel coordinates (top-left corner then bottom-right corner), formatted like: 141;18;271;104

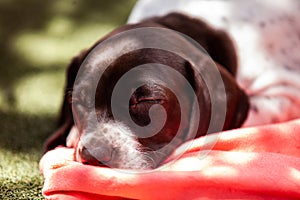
0;0;136;198
0;112;54;199
0;150;44;199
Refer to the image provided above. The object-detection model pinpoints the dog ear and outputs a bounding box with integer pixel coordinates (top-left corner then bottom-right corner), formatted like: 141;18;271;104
216;64;249;130
184;61;249;138
144;13;248;135
44;51;88;152
144;12;238;77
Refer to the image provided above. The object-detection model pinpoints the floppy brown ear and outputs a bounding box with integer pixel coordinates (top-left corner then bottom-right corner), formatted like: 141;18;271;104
217;65;249;130
143;12;238;77
144;12;248;135
44;51;88;152
184;61;249;138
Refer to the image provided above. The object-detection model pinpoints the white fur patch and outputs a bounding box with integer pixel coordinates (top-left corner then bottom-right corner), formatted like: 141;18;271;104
77;118;155;169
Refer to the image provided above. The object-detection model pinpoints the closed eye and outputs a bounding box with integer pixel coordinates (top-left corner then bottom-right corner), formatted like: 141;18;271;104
130;97;165;108
137;97;164;104
129;84;168;108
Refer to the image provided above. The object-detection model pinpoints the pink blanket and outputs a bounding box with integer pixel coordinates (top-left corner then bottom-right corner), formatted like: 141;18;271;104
40;119;300;200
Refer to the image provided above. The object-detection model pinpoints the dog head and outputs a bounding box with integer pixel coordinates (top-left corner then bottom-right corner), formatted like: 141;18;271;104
45;13;249;169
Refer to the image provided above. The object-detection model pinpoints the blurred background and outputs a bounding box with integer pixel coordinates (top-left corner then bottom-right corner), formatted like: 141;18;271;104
0;0;136;198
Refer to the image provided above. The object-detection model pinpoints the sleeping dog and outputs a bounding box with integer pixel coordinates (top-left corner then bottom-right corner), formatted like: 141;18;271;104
45;12;250;169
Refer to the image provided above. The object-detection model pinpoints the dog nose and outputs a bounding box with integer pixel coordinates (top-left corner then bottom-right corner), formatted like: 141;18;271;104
78;146;112;166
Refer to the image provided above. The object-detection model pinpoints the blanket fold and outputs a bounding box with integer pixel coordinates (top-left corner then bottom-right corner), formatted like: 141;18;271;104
40;119;300;200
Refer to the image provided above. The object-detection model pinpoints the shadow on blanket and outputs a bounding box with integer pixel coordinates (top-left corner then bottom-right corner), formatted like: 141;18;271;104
40;119;300;200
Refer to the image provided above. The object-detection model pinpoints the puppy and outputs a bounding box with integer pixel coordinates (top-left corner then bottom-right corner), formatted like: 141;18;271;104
45;13;249;169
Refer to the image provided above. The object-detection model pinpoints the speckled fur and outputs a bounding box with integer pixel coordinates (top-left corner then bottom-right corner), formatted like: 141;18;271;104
75;116;154;169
